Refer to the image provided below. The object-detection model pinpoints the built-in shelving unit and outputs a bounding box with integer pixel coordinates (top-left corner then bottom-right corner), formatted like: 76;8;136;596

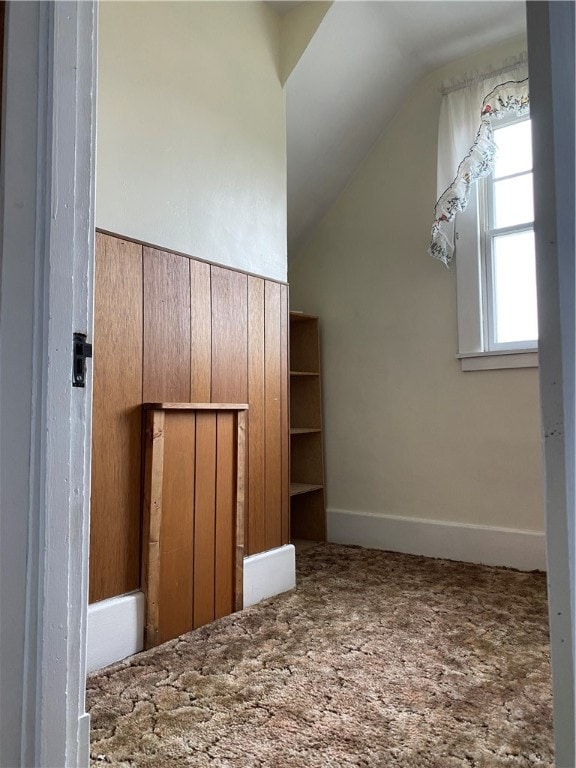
289;312;326;541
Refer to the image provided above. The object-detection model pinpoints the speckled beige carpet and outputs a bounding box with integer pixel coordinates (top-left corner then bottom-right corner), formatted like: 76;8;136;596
87;544;553;767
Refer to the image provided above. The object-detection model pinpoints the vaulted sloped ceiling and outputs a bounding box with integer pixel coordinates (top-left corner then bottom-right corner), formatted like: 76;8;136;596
281;1;527;254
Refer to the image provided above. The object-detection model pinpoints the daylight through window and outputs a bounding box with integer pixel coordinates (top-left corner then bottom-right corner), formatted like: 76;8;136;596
482;117;538;350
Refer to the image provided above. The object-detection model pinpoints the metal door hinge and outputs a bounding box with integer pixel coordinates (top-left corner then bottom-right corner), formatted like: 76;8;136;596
72;333;92;388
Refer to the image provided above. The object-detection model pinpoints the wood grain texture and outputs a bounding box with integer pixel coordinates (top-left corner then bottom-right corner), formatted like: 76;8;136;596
290;489;327;541
289;313;320;373
235;410;246;611
158;412;196;644
289;376;322;429
91;231;290;607
144;403;248;411
190;259;212;401
211;266;248;403
247;277;266;555
90;233;143;603
143;247;191;402
215;412;235;619
290;482;324;496
142;410;165;649
264;281;282;551
193;412;217;629
290;432;324;485
142;406;246;648
280;284;290;545
288;313;326;543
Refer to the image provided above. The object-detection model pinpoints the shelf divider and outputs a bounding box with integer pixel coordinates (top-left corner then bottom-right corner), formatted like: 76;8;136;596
290;427;321;435
290;482;324;497
290;370;319;377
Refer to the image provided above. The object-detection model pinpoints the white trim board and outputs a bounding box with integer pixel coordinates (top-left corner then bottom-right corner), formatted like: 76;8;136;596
327;509;546;572
87;592;145;674
243;544;296;607
87;545;296;672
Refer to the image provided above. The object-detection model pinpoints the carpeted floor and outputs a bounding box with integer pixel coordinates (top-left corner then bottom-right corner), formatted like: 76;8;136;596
87;544;553;767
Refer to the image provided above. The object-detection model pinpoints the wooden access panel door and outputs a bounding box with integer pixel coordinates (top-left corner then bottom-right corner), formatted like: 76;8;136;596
142;404;246;649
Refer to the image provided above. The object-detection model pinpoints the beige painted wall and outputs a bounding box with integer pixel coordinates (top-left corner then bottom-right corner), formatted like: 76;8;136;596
280;2;332;84
289;35;544;533
97;1;287;281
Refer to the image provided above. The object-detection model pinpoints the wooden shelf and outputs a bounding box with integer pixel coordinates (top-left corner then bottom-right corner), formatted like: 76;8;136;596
290;427;321;435
290;312;320;322
290;482;324;497
144;402;248;411
290;370;319;377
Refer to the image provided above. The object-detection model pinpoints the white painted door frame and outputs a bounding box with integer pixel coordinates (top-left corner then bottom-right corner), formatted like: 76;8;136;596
527;3;575;764
0;2;97;767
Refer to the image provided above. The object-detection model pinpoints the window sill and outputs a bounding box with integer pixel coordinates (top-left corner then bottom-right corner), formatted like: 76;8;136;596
457;349;538;372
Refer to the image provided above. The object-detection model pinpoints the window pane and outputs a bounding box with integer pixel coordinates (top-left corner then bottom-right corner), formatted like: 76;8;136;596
494;119;532;178
492;230;538;344
493;173;534;228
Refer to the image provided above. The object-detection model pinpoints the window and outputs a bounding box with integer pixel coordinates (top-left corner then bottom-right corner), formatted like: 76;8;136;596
455;115;538;371
484;117;537;350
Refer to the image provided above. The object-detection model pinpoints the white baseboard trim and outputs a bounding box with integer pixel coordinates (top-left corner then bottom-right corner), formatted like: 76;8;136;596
243;544;296;607
78;713;91;768
87;591;145;674
87;545;296;672
327;508;547;572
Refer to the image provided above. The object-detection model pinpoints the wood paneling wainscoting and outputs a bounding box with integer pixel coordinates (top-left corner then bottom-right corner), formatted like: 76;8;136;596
90;231;289;604
91;235;143;602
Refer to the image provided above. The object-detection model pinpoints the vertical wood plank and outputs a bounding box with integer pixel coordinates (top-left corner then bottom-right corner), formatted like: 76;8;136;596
264;281;282;551
235;410;247;611
214;412;235;619
190;259;212;402
158;412;195;644
211;266;248;403
193;412;217;628
143;247;191;402
142;410;165;649
280;284;290;545
90;233;143;603
247;276;266;555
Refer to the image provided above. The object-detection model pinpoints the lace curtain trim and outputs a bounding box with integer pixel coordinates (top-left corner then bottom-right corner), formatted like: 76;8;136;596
439;52;528;95
429;78;530;267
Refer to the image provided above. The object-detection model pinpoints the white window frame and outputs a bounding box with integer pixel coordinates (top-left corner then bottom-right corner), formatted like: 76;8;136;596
483;113;537;352
455;113;539;372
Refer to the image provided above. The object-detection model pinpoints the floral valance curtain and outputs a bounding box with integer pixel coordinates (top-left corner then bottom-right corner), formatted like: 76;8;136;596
429;57;529;267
